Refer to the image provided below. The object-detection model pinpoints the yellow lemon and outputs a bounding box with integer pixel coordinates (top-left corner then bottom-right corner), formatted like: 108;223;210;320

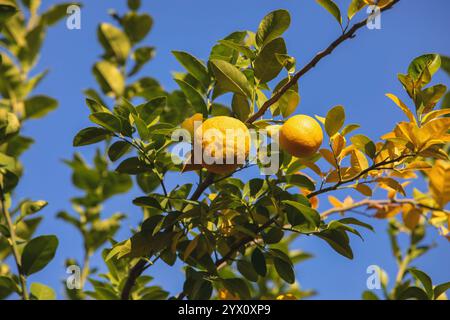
279;115;323;158
181;113;203;138
194;116;250;174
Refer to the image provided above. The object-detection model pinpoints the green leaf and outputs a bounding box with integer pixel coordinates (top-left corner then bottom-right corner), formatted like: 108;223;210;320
274;257;295;284
127;0;140;10
42;3;80;26
408;269;433;299
209;59;252;99
30;282;56;300
254;37;287;83
172;51;210;89
350;134;376;158
129;46;155;76
362;290;379;300
132;196;162;210
222;278;251;300
24;95;58;119
108;140;130;161
0;2;17;23
73;127;110;146
284;174;315;191
316;229;353;259
339;217;374;232
347;0;366;20
434;282;450;299
92;61;125;96
251;248;267;277
122;12;153;43
237;260;259;282
174;79;208;116
408;54;441;82
317;0;342;25
97;23;131;63
89;112;122;133
256;9;291;48
22;235;58;276
397;286;429;300
19;200;47;220
217;40;255;59
325;105;345;136
116;157;148;174
232;94;251;121
279;90;300;118
283;200;321;229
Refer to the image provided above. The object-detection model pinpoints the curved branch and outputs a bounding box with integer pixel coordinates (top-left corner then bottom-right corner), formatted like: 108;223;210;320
246;0;400;123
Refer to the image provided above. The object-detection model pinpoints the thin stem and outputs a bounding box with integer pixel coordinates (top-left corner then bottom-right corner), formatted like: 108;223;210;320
0;188;29;300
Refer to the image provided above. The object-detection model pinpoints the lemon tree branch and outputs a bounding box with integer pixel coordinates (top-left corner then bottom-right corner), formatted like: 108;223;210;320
245;0;401;124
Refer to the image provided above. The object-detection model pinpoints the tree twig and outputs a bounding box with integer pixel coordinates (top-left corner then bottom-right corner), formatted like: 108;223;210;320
245;0;400;123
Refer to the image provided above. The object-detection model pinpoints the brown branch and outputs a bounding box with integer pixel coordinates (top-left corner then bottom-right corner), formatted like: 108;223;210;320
245;0;400;124
320;198;450;219
308;153;414;198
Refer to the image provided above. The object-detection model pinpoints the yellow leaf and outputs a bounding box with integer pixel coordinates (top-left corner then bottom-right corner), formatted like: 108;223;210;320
402;208;422;230
328;195;343;208
421;109;450;124
404;161;432;171
377;177;406;196
386;93;417;125
354;183;372;196
320;148;338;168
350;149;368;172
427;160;450;207
331;133;346;160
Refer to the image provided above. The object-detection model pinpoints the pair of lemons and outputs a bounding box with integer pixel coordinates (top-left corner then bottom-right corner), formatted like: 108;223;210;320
181;113;323;174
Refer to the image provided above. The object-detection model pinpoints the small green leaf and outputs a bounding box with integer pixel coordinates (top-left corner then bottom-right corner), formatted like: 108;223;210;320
30;283;56;300
73;127;110;146
237;260;259;282
209;59;253;99
116;157;148;174
339;217;374;232
174;79;208;116
251;248;267;277
254;37;287;83
92;61;125;96
108;140;130;161
317;0;342;25
24;95;58;119
172;51;210;89
408;54;441;82
274;257;295;284
433;282;450;299
97;23;131;63
347;0;366;20
222;278;251;300
22;235;58;276
325;105;345;136
89;112;122;133
316;229;353;259
256;9;291;48
284;174;315;191
232;94;251;121
350;134;376;158
132;196;162;210
408;269;433;299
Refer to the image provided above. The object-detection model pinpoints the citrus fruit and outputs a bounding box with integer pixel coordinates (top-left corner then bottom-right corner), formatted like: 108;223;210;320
279;114;323;158
181;113;203;138
194;116;250;174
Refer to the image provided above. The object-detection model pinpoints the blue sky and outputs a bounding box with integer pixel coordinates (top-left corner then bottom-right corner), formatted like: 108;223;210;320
8;0;450;299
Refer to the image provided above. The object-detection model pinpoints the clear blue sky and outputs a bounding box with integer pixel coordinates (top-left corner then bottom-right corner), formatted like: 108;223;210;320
10;0;450;299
